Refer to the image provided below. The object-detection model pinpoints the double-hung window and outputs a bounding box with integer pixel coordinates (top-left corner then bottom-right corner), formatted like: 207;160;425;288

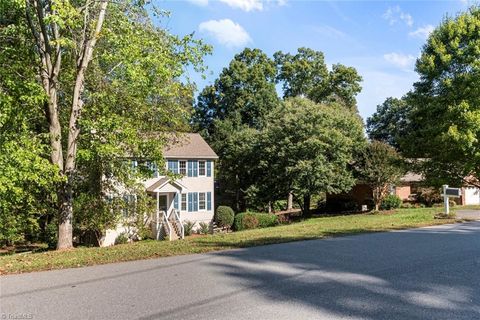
198;161;206;176
179;160;187;175
199;192;206;210
181;194;187;211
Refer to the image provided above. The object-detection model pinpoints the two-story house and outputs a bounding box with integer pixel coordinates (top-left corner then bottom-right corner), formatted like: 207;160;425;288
102;133;218;246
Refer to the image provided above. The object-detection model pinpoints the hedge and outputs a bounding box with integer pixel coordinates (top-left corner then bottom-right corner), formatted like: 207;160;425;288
234;212;278;231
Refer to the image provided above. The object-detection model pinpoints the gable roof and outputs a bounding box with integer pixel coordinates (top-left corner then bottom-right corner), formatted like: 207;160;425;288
145;177;187;193
163;133;218;159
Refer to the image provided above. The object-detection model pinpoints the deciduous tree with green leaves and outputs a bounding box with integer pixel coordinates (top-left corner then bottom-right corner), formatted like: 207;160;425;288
366;97;410;149
192;48;279;211
0;3;60;245
258;97;366;216
4;0;209;248
355;141;405;211
404;6;480;188
275;47;362;110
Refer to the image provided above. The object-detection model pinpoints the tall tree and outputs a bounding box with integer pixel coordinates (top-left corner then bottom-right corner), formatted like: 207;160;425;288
275;47;362;110
355;141;405;211
193;48;279;210
0;2;59;244
14;0;209;248
193;48;279;136
258;97;366;216
404;6;480;187
366;97;410;148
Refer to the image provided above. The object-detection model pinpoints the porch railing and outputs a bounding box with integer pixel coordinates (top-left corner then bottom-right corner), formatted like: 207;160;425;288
155;210;172;241
171;209;184;239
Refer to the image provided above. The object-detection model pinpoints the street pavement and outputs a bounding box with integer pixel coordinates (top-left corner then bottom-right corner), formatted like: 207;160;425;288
1;221;480;320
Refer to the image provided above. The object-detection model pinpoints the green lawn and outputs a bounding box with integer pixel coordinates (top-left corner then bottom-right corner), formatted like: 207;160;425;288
0;207;463;275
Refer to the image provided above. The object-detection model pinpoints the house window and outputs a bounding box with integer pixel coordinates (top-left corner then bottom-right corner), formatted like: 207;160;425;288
179;160;187;175
198;161;206;176
199;192;206;210
181;193;187;211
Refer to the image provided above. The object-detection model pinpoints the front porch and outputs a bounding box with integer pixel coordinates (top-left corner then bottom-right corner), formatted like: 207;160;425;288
145;177;187;241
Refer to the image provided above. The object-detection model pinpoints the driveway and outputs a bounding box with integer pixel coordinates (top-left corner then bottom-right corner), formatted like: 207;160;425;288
456;209;480;220
1;222;480;320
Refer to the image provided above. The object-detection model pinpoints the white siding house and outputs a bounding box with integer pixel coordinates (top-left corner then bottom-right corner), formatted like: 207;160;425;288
101;133;218;246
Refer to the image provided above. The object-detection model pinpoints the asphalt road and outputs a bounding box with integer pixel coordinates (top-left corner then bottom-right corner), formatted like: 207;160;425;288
1;222;480;320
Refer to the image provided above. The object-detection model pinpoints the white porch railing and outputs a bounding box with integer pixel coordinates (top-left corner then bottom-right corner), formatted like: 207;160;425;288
168;209;185;239
171;209;184;239
155;210;172;241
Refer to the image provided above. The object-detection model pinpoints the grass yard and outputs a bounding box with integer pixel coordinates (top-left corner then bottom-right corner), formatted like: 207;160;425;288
0;207;464;275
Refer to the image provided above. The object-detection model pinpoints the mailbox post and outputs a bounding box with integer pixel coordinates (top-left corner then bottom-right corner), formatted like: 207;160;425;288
443;185;449;215
442;185;461;215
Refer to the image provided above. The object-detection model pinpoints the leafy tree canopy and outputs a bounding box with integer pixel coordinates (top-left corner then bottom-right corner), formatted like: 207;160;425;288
192;48;279;136
275;47;362;110
366;97;410;148
257;97;366;215
355;141;405;211
404;6;480;187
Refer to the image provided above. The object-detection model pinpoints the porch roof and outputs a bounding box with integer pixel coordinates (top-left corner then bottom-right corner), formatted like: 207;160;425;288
145;177;187;193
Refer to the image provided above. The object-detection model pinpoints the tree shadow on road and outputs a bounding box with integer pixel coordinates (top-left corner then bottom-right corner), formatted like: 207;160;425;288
144;222;480;320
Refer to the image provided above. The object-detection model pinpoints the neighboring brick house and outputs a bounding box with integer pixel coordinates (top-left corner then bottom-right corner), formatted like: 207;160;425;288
326;171;480;211
102;133;218;246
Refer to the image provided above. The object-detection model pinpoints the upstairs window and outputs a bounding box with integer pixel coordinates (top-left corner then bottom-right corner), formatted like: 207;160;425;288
179;160;187;175
198;161;206;176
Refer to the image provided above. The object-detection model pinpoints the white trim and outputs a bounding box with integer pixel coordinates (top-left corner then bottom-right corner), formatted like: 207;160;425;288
198;192;206;211
179;160;187;176
198;160;206;177
181;193;187;212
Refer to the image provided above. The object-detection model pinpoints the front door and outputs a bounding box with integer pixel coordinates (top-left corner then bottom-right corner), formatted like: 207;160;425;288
158;195;168;212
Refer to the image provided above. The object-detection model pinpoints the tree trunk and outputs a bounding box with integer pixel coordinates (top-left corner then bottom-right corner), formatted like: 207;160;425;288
287;192;293;211
56;0;109;249
57;180;74;249
303;194;311;217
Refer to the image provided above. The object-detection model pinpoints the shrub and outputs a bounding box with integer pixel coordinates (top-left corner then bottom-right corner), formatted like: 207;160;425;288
234;212;278;231
380;195;402;210
115;232;128;245
273;200;287;212
198;222;210;235
242;214;259;230
215;206;235;229
183;221;196;236
417;187;442;207
44;222;58;249
401;202;413;209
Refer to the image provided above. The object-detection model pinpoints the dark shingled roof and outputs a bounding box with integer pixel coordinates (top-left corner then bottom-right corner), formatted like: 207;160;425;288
163;133;218;159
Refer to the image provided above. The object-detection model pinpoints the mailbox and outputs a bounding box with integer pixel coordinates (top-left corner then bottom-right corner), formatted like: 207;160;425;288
444;187;461;198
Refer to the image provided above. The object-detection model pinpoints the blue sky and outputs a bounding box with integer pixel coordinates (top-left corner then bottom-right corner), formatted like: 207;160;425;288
156;0;473;120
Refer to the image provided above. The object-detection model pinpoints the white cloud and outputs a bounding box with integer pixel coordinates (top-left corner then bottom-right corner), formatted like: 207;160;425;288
187;0;209;6
199;19;252;48
383;6;414;27
219;0;263;11
383;52;416;69
409;25;434;39
312;25;346;39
